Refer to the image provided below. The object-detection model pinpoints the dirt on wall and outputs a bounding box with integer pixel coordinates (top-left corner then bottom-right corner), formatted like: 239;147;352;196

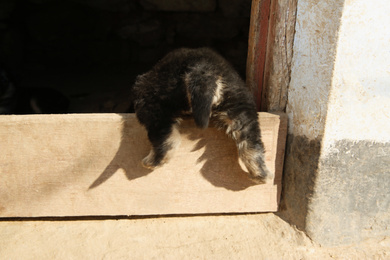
277;134;321;232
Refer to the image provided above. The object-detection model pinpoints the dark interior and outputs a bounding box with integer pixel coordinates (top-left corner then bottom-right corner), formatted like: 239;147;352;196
0;0;251;114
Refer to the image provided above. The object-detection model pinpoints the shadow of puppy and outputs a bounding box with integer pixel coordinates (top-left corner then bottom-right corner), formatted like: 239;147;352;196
180;124;259;191
89;114;269;191
89;114;152;189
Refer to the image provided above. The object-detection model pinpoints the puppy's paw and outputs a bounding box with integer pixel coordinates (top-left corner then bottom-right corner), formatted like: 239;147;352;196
248;168;274;184
239;154;274;184
249;175;267;184
141;150;161;170
141;158;158;170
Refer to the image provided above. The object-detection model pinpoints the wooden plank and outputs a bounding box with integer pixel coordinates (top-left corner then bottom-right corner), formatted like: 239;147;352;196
0;113;287;218
246;0;271;111
262;0;298;111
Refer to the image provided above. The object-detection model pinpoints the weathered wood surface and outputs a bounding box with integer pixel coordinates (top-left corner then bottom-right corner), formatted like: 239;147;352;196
262;0;298;111
0;113;287;217
246;0;271;111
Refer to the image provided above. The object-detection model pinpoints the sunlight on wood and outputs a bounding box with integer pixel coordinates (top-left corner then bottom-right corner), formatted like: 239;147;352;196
0;113;287;217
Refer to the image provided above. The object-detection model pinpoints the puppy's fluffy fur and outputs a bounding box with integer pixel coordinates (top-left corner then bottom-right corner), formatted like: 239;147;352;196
133;48;272;183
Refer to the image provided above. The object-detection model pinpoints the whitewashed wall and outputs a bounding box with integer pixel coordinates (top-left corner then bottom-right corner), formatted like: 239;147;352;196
323;0;390;150
282;0;390;246
287;0;390;144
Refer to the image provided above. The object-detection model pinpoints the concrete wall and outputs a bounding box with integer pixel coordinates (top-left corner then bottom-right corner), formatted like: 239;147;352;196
323;1;390;145
280;0;390;246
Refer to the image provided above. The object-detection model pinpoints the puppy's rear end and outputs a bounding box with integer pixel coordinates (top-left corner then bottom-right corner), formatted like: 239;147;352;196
133;48;272;184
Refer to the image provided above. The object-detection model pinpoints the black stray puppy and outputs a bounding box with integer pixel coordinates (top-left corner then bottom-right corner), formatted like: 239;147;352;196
133;48;272;184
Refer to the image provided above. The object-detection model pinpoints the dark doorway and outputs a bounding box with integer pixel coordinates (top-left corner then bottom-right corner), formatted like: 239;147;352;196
0;0;252;114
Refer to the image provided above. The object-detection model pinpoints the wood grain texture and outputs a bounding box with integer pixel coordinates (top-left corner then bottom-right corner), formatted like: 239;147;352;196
262;0;298;111
246;0;271;111
0;113;287;218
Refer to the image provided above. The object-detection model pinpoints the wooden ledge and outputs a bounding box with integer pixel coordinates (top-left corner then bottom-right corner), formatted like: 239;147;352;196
0;113;287;218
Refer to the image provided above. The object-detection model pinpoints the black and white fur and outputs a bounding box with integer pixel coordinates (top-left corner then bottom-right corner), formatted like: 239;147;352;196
133;48;272;184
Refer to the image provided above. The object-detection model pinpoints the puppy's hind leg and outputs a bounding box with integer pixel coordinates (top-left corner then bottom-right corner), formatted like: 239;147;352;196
143;122;181;169
237;120;273;184
237;138;272;184
219;113;273;184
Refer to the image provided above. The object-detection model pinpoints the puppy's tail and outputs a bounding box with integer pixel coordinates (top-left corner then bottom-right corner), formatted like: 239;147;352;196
186;64;218;128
